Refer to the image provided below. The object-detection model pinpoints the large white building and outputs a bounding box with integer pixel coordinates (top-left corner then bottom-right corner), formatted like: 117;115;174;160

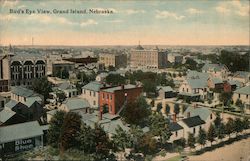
130;45;168;69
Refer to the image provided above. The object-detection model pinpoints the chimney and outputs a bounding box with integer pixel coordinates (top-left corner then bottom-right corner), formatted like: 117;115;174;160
173;114;177;122
187;112;190;118
121;84;125;90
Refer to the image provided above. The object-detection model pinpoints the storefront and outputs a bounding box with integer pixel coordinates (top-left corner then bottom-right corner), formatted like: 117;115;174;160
0;121;44;155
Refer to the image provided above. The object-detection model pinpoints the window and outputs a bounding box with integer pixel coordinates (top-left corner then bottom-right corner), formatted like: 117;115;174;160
102;93;105;99
239;94;241;98
182;88;184;92
93;100;96;105
199;126;202;131
187;88;189;92
107;94;109;99
83;89;86;94
175;131;178;137
193;128;196;134
110;95;112;100
247;95;248;99
89;91;92;96
93;92;96;97
210;114;213;119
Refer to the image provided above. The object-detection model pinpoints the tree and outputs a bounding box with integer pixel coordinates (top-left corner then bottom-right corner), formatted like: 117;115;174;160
207;124;216;146
242;117;250;132
149;113;172;148
59;112;82;154
216;123;226;141
112;126;132;152
56;92;66;103
225;118;234;138
32;76;52;101
174;104;180;116
129;125;144;152
187;133;196;149
93;124;112;160
197;129;207;149
219;92;232;106
76;123;96;154
214;112;222;129
165;104;170;115
138;133;157;155
142;79;157;95
185;58;198;70
47;111;66;148
122;96;151;126
156;103;162;113
106;74;126;86
233;118;244;136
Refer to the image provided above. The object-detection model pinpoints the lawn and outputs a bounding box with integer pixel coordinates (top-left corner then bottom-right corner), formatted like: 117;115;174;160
167;155;181;161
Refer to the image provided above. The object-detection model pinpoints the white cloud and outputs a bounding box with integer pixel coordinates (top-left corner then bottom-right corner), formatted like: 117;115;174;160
123;9;145;15
215;6;230;15
2;0;19;7
106;19;123;23
186;8;203;14
215;1;249;17
155;10;185;20
27;15;76;25
80;19;98;27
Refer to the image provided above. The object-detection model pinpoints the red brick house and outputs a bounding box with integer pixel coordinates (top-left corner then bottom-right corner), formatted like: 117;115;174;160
99;84;143;115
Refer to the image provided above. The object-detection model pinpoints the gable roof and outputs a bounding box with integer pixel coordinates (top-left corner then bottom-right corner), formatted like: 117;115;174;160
11;86;39;98
233;71;250;79
0;109;16;124
183;106;212;121
5;100;18;109
234;86;250;95
157;86;174;92
63;98;90;111
210;77;223;84
187;71;210;80
82;81;107;92
0;121;43;144
169;122;183;131
58;81;74;90
187;79;207;89
202;63;228;72
181;116;205;128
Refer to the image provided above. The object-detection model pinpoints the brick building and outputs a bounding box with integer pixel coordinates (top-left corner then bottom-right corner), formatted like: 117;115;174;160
99;84;143;115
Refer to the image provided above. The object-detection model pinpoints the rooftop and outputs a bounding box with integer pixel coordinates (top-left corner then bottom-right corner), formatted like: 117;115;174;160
82;81;107;92
202;63;228;72
183;106;212;121
181;116;205;128
0;109;16;124
102;84;138;93
63;98;90;111
0;121;43;144
11;86;40;98
169;122;183;131
234;85;250;95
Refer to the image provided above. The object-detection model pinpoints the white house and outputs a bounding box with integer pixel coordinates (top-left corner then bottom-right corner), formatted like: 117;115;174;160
169;122;184;142
178;116;205;139
202;63;229;80
179;71;209;100
183;106;216;131
80;81;108;109
232;85;250;114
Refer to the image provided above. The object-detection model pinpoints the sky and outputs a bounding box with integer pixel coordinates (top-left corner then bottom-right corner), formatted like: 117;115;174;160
0;0;249;46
